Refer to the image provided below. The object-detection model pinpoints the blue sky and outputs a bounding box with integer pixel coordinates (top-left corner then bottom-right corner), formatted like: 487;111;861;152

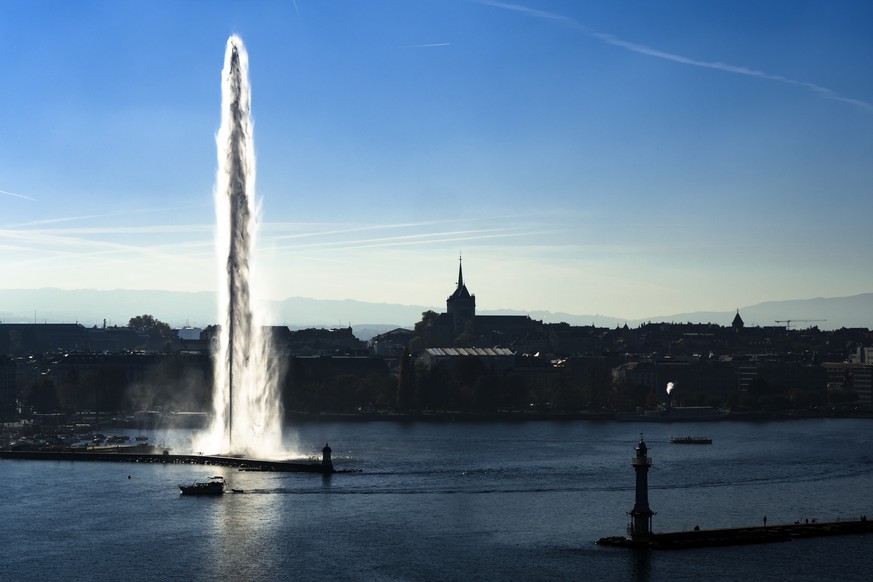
1;0;872;321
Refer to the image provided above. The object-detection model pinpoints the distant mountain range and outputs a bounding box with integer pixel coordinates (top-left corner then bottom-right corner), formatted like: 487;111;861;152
0;288;870;340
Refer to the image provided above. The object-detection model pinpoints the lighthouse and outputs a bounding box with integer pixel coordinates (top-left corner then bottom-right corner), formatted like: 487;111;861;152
628;434;655;540
322;443;333;472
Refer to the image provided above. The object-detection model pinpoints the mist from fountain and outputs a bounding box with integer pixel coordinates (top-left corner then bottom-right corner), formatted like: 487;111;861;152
192;35;286;459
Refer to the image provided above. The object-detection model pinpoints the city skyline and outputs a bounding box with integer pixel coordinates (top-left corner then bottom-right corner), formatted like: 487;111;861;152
1;1;871;320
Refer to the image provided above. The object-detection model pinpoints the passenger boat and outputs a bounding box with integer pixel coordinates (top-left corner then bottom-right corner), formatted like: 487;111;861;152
178;476;226;495
670;436;713;445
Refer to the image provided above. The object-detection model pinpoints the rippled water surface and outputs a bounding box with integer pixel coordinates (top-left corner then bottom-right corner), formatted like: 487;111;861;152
2;419;872;581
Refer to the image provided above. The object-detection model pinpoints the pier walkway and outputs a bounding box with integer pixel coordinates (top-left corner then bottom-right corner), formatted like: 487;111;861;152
597;519;873;549
0;449;338;473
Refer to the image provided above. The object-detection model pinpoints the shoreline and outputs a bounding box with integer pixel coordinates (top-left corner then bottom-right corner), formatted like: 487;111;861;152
284;410;873;423
5;409;873;431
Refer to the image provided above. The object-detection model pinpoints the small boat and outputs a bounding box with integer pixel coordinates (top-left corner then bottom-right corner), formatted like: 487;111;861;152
179;476;226;495
670;436;712;445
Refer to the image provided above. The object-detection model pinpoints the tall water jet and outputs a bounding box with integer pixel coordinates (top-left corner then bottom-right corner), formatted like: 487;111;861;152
195;35;284;458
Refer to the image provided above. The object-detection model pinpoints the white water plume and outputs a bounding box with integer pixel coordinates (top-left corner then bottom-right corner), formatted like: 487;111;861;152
192;35;285;459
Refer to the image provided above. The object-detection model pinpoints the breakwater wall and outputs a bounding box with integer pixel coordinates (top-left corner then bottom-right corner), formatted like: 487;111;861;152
597;519;873;550
0;449;335;473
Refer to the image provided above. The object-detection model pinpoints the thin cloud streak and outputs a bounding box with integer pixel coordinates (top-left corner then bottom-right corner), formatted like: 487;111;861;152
7;215;102;227
0;188;37;202
0;227;213;262
6;204;211;229
270;218;472;240
10;224;213;236
481;0;873;112
0;214;560;267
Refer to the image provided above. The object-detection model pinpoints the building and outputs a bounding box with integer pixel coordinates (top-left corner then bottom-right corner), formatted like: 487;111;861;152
445;256;476;337
369;328;414;357
417;347;516;374
425;258;544;349
823;362;872;405
0;355;15;418
0;323;176;354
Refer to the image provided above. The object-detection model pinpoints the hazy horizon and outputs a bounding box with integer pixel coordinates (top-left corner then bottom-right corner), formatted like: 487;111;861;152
1;287;871;334
2;1;871;320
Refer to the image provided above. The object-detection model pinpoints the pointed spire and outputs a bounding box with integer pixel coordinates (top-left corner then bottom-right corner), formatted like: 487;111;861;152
448;253;472;301
457;252;464;290
732;309;744;329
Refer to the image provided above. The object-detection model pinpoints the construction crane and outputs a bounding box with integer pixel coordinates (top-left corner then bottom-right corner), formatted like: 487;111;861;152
774;319;826;330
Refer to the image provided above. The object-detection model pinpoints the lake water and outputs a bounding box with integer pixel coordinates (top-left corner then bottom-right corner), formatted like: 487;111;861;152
2;418;872;581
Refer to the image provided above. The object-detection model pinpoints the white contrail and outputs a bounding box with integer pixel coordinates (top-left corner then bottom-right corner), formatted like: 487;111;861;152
273;227;550;252
0;188;36;201
404;42;452;48
24;224;210;235
480;0;873;112
8;215;100;227
5;204;210;228
271;217;503;240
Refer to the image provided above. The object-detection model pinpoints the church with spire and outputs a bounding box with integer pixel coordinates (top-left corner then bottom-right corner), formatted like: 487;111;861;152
446;255;476;336
424;256;546;352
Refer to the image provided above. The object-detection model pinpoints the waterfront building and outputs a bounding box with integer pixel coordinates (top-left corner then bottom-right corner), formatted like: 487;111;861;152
823;362;873;405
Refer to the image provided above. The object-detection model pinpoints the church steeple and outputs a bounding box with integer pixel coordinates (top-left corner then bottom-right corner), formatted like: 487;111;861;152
457;254;464;291
446;254;475;335
448;254;471;301
732;309;745;332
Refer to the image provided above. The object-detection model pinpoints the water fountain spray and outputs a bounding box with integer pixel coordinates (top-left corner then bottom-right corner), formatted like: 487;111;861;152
194;35;284;458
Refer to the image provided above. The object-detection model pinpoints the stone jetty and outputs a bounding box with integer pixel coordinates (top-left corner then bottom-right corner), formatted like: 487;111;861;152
598;519;873;549
0;449;340;474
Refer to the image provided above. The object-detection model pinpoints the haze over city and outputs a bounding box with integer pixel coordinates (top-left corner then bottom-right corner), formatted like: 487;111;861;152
2;1;871;322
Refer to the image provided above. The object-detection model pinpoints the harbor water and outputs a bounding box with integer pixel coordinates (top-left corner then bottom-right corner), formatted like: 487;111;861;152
2;418;872;581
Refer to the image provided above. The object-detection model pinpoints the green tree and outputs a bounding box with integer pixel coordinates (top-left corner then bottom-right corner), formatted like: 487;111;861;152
128;314;174;341
454;320;475;348
417;365;450;411
396;347;415;411
57;367;82;413
472;373;499;412
450;357;485;411
414;310;440;335
498;371;528;412
410;310;440;352
21;377;58;413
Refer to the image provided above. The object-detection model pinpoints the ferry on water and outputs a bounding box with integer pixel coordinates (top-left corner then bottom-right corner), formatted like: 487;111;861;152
670;436;713;444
